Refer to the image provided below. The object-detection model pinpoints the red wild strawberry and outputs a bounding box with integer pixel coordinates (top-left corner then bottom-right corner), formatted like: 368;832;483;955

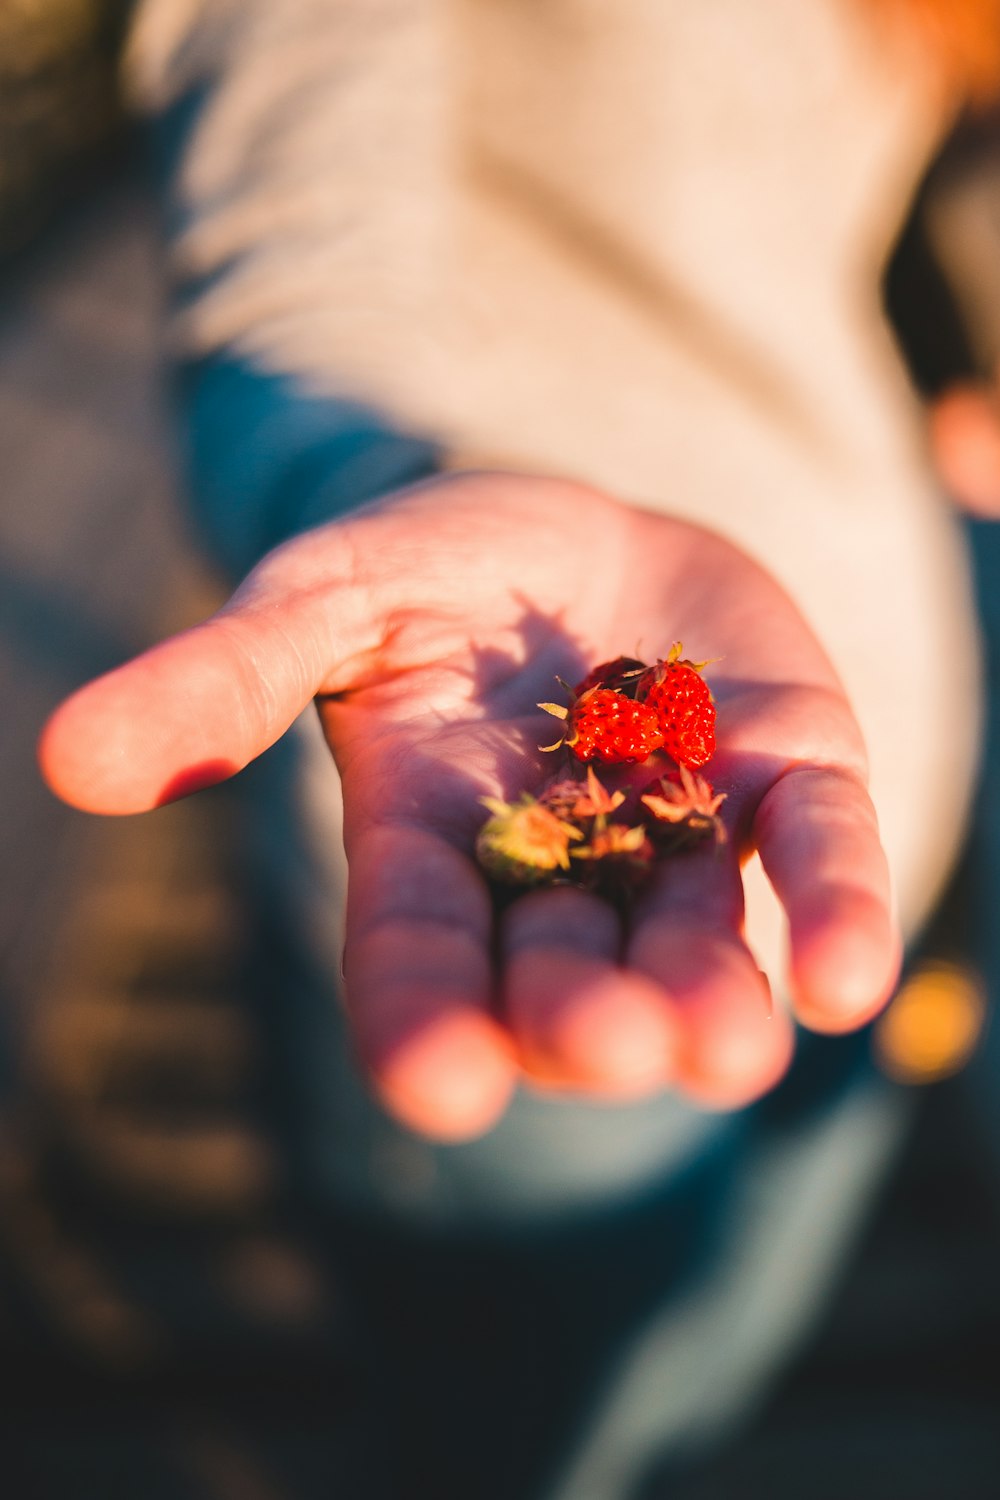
573;656;647;696
636;643;716;769
540;686;664;765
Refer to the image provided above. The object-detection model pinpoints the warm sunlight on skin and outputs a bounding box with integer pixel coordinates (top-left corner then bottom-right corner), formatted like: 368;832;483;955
39;473;901;1141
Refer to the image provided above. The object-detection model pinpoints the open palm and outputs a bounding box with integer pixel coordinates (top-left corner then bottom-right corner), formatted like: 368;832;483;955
41;473;899;1139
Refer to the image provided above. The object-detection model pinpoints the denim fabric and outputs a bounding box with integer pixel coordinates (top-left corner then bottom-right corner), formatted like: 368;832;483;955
174;354;440;580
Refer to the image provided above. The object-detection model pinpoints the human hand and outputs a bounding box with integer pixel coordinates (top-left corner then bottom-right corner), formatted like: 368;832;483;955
40;473;900;1140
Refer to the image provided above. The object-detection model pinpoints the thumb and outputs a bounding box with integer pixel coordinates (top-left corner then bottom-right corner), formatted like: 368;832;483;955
39;538;374;815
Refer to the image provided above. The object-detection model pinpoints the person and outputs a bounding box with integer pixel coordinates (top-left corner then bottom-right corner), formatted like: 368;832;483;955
37;1;1000;1495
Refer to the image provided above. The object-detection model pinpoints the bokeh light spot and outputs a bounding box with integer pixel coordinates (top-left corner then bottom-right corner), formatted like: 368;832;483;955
873;959;988;1085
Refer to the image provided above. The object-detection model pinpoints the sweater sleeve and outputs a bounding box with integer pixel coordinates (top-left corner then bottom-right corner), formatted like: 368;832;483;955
124;0;442;581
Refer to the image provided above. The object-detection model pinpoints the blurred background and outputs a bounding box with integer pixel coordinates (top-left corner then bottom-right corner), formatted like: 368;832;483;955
3;3;1000;1497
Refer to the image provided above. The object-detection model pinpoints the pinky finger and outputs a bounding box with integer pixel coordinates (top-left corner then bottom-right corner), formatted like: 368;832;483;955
753;766;902;1034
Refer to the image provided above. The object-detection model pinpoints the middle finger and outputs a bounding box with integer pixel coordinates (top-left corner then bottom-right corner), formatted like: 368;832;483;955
501;886;680;1096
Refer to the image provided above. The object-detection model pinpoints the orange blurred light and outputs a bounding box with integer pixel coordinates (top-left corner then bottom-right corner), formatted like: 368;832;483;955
873;960;988;1084
863;0;1000;106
